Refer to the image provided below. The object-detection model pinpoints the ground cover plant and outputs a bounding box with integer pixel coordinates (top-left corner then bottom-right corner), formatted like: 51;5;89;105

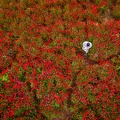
0;0;120;120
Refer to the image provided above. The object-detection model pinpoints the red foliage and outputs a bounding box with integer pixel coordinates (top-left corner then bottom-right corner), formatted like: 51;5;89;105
0;0;120;119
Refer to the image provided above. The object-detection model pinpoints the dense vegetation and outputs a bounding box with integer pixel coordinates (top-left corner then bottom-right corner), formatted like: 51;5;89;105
0;0;120;119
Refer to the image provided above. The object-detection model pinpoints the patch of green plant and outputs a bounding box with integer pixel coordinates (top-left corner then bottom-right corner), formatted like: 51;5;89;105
52;100;60;108
55;86;67;93
111;58;117;64
98;6;107;14
95;0;100;5
26;66;32;74
39;0;44;6
15;108;24;116
82;14;88;21
93;106;103;116
37;67;42;73
42;35;48;42
56;8;62;16
72;61;79;70
53;78;56;86
2;0;10;4
87;92;96;103
88;37;94;43
0;1;2;7
97;66;109;79
27;109;36;119
116;66;120;70
12;34;19;41
50;41;58;47
15;107;36;119
71;112;83;120
116;66;120;77
112;8;120;19
106;106;112;113
0;82;3;88
19;71;26;82
44;80;48;90
0;74;9;82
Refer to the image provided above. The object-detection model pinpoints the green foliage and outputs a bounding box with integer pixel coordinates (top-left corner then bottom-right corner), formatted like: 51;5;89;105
52;101;60;108
88;37;94;43
87;92;96;103
116;66;120;77
95;0;100;5
15;108;24;116
98;6;107;14
0;74;9;82
19;71;26;82
112;6;120;19
44;80;48;90
37;67;42;73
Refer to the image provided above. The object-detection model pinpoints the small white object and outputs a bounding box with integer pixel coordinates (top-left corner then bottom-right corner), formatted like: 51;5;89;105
82;41;92;53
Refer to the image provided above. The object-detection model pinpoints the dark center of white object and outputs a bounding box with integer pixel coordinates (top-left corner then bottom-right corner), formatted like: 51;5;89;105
87;43;90;47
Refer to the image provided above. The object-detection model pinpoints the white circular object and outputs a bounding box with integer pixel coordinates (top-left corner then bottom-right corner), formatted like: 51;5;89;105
82;41;92;53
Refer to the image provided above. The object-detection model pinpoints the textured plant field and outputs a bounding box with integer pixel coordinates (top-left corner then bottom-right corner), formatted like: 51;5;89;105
0;0;120;120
